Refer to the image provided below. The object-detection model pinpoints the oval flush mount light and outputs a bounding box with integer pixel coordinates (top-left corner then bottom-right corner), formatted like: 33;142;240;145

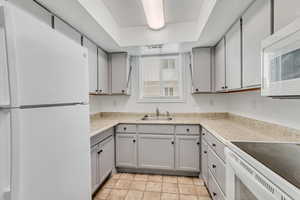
141;0;165;30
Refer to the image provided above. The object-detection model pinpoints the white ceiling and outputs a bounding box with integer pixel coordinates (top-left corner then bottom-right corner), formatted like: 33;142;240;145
101;0;204;27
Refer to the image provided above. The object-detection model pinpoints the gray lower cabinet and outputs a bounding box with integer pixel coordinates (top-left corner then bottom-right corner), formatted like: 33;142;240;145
116;133;137;168
138;134;175;170
175;135;200;171
90;135;114;194
208;170;226;200
201;140;209;185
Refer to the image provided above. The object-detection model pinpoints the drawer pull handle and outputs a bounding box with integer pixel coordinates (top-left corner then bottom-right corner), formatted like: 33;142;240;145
213;192;217;196
133;139;136;143
212;143;216;147
212;164;216;168
97;149;103;154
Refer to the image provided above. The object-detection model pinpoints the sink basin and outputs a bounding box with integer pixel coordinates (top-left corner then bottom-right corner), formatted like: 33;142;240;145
141;115;173;121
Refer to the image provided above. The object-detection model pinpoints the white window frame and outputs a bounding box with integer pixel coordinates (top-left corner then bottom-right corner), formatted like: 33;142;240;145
138;54;184;103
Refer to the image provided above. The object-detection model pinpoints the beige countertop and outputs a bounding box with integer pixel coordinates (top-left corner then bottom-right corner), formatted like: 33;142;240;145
90;112;300;144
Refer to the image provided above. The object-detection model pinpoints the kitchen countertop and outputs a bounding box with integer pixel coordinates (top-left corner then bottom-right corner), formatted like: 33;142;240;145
90;112;300;144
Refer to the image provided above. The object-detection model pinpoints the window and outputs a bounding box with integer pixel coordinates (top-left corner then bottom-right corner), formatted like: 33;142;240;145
139;55;183;102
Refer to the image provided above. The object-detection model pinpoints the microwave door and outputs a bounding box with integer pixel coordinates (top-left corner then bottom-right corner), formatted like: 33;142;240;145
0;7;10;107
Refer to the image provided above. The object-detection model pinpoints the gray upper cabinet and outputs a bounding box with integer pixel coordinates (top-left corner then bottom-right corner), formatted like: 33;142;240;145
98;48;109;94
175;135;200;171
215;38;226;91
191;48;212;93
138;134;175;170
242;0;271;88
116;134;137;168
225;20;242;90
110;53;131;95
274;0;300;32
54;17;81;44
83;38;98;93
29;2;52;26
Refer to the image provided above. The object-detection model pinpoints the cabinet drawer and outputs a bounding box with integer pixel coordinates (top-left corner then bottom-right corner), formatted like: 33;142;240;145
208;147;226;195
175;125;199;135
208;170;226;200
116;124;137;133
201;128;209;142
90;128;114;147
138;125;174;134
206;132;226;162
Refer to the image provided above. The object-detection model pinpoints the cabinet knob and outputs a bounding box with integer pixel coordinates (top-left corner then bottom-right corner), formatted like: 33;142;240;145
202;133;205;136
197;142;200;145
98;149;103;154
221;86;225;89
123;127;127;131
212;164;216;169
99;89;102;93
195;88;199;92
212;143;216;147
133;139;136;143
213;192;217;197
204;151;207;154
186;128;190;132
121;90;125;93
171;141;174;145
225;86;228;89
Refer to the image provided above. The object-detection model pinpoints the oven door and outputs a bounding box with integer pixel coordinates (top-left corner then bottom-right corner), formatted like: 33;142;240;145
262;18;300;97
225;148;293;200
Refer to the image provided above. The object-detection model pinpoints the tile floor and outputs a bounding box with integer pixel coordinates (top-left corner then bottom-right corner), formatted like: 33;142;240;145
93;173;212;200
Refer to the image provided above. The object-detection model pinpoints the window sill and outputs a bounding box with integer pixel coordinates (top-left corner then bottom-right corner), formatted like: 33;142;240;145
137;98;185;103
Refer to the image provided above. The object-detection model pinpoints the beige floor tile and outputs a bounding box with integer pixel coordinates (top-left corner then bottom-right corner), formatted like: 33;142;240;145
111;173;122;180
130;181;147;191
94;188;111;200
146;182;162;192
195;186;209;197
178;177;194;185
107;189;128;200
104;179;118;188
115;180;132;190
178;184;197;195
125;190;144;200
180;194;198;200
143;192;161;200
192;178;204;186
161;193;179;200
120;173;135;180
134;174;149;181
163;176;178;183
148;175;163;182
162;183;179;194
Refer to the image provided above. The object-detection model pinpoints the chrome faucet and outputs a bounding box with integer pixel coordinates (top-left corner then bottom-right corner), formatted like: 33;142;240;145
156;107;160;118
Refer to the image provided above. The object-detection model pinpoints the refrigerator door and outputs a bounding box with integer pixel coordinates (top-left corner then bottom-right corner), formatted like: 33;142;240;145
0;109;11;200
10;105;91;200
0;6;10;107
3;2;88;107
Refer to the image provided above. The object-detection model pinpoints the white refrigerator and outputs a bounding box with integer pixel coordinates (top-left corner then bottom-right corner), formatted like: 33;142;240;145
0;1;91;200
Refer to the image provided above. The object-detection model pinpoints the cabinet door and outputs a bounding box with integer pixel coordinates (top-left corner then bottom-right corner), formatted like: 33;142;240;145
192;48;212;93
215;38;226;91
175;136;200;171
201;140;209;185
98;48;109;94
274;0;300;32
54;17;81;44
243;0;271;87
98;136;114;184
111;53;128;94
116;134;137;168
83;38;98;93
90;145;99;193
226;20;242;90
138;134;175;170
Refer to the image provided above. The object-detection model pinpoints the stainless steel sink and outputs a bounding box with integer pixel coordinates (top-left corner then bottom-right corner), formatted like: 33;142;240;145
141;115;173;121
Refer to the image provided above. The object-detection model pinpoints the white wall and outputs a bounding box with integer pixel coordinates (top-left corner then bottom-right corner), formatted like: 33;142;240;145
89;55;228;114
227;90;300;130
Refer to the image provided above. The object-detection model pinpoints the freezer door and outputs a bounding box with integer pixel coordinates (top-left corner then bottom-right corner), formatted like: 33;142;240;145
0;109;11;200
0;7;10;107
4;2;88;107
11;105;91;200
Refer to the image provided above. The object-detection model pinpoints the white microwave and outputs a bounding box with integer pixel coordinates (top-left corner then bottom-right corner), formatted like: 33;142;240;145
262;18;300;97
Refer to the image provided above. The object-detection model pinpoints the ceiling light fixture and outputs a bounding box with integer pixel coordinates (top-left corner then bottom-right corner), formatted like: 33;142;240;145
141;0;165;30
